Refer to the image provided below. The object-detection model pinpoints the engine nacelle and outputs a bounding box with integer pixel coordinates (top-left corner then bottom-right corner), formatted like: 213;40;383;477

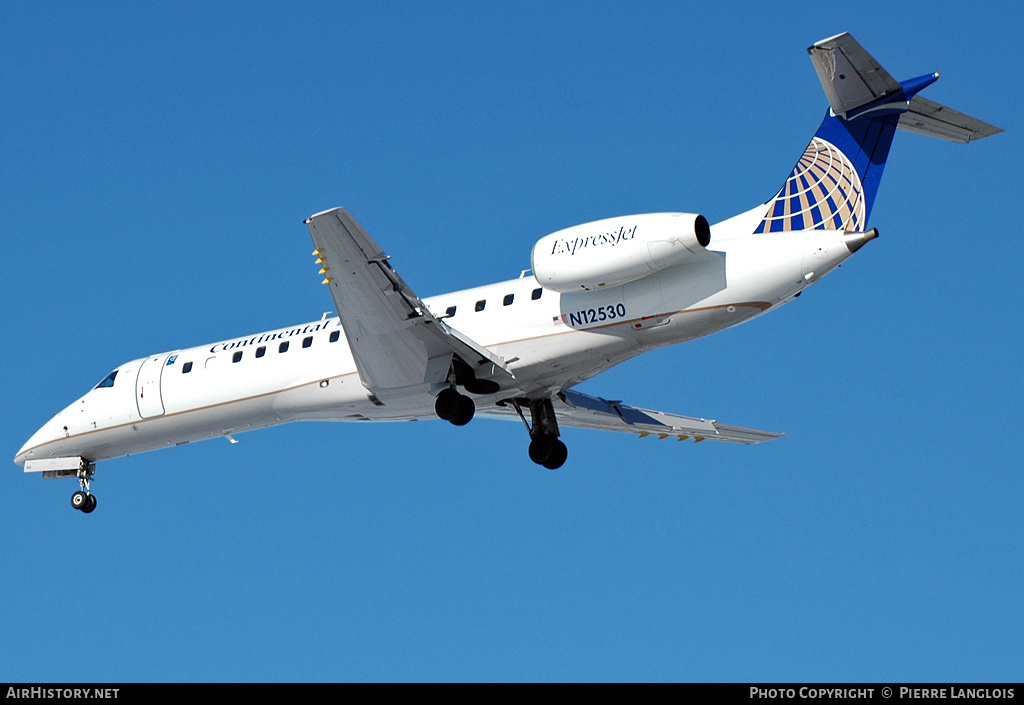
531;212;711;292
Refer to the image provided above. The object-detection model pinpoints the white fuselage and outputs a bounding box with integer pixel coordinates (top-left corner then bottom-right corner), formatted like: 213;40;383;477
14;208;860;467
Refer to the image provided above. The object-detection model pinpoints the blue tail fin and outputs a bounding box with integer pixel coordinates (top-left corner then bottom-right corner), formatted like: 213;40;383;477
753;110;898;233
754;32;1001;235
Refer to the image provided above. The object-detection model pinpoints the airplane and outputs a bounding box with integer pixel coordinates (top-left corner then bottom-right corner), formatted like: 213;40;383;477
15;33;1001;513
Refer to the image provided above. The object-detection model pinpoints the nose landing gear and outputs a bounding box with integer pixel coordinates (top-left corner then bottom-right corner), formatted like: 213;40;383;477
70;463;97;514
71;490;97;513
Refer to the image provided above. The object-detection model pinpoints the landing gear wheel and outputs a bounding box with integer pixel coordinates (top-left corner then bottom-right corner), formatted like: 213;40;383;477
529;436;556;465
437;388;475;426
450;395;475;426
68;461;98;513
434;388;462;421
542;440;568;469
514;398;569;469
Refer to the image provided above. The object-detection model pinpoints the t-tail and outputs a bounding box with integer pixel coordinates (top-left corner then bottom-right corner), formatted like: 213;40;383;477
754;32;1002;235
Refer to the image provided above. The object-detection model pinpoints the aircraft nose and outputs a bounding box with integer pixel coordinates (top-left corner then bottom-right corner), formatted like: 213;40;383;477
15;434;36;466
14;415;63;467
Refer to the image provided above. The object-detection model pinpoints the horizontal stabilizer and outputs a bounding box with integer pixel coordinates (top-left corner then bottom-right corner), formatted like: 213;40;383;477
808;32;901;118
898;95;1004;143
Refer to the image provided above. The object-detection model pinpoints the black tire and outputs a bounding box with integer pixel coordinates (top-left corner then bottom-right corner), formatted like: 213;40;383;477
82;495;97;514
71;491;89;511
529;436;555;465
434;388;461;421
450;394;475;426
542;440;568;470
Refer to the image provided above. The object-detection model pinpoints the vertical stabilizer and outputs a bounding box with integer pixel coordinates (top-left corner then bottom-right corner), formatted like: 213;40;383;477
754;109;898;234
754;33;1001;235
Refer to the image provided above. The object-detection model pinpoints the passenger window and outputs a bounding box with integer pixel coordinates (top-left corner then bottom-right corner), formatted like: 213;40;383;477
94;370;118;389
232;351;243;363
503;294;514;306
475;300;486;312
256;346;266;358
329;330;340;343
445;305;456;318
279;341;289;353
182;362;193;374
205;357;217;369
532;288;542;300
302;336;313;348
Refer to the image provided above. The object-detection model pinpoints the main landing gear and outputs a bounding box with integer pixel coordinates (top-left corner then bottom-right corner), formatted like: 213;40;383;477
71;463;97;513
433;357;496;427
528;434;568;470
513;397;568;470
435;387;475;426
430;358;567;469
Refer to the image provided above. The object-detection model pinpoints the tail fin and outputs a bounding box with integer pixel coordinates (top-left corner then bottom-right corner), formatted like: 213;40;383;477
754;33;1002;235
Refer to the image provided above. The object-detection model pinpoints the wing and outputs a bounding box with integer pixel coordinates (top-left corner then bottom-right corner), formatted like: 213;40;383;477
481;389;785;444
305;207;513;393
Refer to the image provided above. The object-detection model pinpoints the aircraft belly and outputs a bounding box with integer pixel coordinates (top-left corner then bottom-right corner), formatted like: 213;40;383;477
639;303;769;349
496;327;640;392
270;373;382;420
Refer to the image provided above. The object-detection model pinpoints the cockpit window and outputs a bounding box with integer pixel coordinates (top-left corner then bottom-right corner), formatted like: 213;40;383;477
94;370;118;389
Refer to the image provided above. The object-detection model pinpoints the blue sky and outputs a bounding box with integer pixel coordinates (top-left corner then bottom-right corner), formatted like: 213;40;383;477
2;1;1021;682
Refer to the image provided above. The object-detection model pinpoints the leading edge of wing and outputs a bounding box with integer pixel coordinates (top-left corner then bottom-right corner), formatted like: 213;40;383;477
482;389;785;444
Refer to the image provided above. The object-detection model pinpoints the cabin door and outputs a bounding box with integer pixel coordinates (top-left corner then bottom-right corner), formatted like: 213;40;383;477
135;353;171;419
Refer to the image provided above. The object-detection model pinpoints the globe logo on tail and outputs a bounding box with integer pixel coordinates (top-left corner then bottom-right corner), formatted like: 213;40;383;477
755;137;865;233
